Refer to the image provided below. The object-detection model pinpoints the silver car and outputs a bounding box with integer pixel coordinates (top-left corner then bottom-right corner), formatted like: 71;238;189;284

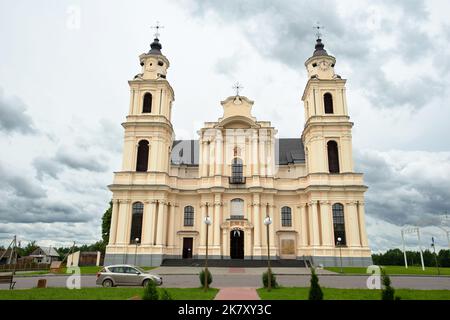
96;265;162;287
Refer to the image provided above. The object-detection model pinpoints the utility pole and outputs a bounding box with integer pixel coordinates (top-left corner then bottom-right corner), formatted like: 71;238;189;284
431;237;440;276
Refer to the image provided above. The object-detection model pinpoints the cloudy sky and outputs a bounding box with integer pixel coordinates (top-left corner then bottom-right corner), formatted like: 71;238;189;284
1;0;449;252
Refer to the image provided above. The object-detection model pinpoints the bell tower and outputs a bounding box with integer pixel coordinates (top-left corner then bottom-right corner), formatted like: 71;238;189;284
120;30;175;174
301;37;354;175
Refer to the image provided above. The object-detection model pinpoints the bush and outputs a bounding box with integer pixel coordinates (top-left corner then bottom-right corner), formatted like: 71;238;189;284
142;279;159;300
199;268;212;288
262;269;278;289
160;289;173;300
381;268;398;300
308;268;323;300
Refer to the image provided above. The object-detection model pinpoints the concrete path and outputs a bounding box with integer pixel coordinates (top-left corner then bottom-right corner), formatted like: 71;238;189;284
215;287;260;300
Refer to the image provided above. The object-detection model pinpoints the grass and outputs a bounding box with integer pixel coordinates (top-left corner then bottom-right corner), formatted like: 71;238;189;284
15;266;157;276
0;287;219;300
324;266;450;276
257;287;450;300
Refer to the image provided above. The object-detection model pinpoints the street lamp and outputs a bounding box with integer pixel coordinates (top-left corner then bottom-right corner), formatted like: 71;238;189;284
431;237;440;276
337;237;343;273
264;207;273;291
134;238;140;266
203;214;212;292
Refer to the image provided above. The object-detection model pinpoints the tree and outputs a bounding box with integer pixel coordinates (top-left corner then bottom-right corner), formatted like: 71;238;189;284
160;289;173;300
199;268;212;288
102;201;113;246
262;270;278;289
381;268;399;300
308;268;323;300
17;241;38;257
142;279;159;300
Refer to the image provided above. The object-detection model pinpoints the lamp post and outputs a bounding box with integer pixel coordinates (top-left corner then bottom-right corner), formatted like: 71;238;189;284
337;237;343;273
264;204;273;291
431;237;440;276
134;238;140;266
204;214;212;292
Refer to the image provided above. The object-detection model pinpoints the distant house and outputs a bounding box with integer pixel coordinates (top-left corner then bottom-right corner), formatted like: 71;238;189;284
0;249;20;265
29;247;60;264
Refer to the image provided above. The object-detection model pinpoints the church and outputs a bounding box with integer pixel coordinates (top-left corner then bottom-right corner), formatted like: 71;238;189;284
104;32;372;267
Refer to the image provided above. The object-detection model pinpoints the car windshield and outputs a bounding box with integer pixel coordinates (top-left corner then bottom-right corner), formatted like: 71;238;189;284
134;266;147;273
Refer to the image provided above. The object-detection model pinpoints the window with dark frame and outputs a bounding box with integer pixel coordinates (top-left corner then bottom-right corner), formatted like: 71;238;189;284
332;203;346;245
231;157;243;183
324;93;334;114
281;206;292;227
327;140;340;174
136;140;149;172
184;206;194;226
130;202;144;244
143;92;152;113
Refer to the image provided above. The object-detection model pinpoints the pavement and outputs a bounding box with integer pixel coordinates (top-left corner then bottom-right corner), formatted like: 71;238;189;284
215;287;260;300
1;267;450;290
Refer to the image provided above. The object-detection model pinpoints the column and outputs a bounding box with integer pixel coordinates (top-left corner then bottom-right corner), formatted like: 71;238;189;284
141;200;152;245
149;139;158;171
215;131;223;175
155;201;166;246
346;201;361;247
167;203;176;248
320;201;334;247
109;200;120;245
150;201;157;245
116;200;131;245
252;131;259;175
259;131;266;176
358;201;369;247
309;201;321;246
294;205;302;244
209;139;215;176
200;203;207;247
268;204;276;252
252;194;261;248
213;196;222;248
300;204;309;246
266;133;273;176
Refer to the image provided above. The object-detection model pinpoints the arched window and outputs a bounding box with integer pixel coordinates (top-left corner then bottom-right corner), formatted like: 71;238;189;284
184;206;194;226
327;140;340;174
230;198;244;219
136;140;149;172
281;206;292;227
143;93;152;113
231;157;243;183
324;93;333;114
130;202;144;244
332;203;346;245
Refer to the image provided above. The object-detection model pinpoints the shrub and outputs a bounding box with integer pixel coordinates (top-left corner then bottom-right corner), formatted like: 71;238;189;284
308;268;323;300
199;268;212;288
142;279;159;300
262;269;278;288
160;289;173;300
381;268;398;300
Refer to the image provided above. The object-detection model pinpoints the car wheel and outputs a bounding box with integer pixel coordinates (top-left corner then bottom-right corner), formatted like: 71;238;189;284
142;279;150;287
102;279;114;288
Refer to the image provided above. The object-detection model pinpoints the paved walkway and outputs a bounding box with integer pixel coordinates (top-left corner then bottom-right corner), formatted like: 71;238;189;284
215;287;260;300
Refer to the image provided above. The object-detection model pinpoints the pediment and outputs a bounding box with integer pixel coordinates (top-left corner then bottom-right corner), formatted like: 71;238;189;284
217;95;257;128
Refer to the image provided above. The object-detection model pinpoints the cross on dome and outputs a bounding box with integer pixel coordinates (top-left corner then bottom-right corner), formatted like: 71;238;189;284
232;82;244;96
151;21;164;39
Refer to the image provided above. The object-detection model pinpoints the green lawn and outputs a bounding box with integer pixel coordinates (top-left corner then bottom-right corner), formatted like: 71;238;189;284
325;266;450;276
257;287;450;300
0;287;218;300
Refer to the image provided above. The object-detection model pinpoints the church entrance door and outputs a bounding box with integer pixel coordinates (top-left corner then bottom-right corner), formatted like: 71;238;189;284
230;230;244;259
182;237;193;259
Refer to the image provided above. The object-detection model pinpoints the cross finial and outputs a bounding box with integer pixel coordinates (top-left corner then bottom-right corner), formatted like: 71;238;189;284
313;22;324;39
151;21;164;39
232;82;244;96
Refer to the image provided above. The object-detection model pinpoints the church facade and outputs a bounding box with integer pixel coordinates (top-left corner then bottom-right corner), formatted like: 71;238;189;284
104;35;372;267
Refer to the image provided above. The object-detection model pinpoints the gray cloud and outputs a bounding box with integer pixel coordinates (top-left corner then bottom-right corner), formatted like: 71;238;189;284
0;88;36;134
190;0;439;110
355;149;450;227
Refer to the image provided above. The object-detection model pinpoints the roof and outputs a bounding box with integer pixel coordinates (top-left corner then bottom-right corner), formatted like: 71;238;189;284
30;246;59;257
313;38;328;56
148;38;162;55
170;138;305;166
